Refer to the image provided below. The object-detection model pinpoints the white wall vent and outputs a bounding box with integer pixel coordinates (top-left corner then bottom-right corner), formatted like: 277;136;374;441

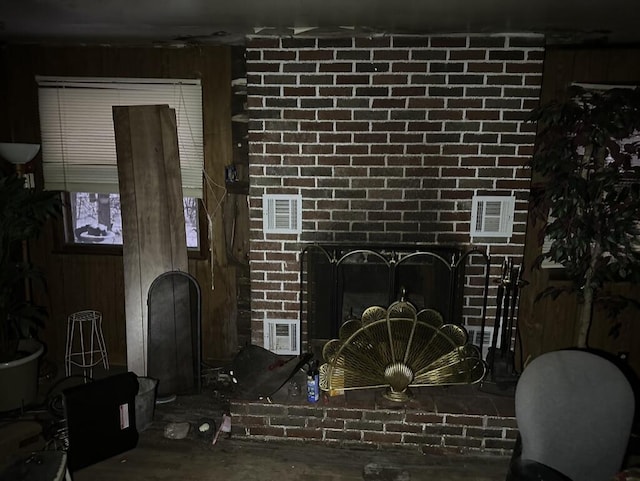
263;194;302;234
466;325;497;360
470;195;515;239
264;319;300;355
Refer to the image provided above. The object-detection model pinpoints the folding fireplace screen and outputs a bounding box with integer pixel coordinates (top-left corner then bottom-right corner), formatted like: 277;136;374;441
300;244;491;355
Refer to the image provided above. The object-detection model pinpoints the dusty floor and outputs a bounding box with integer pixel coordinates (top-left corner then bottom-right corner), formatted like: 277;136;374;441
5;357;640;480
5;360;639;480
63;367;510;481
72;426;511;481
42;362;511;480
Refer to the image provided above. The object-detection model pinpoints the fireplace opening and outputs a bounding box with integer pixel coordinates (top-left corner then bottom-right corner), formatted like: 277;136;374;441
300;244;482;356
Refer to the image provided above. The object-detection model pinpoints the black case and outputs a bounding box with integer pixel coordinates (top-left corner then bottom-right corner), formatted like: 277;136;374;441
63;372;139;472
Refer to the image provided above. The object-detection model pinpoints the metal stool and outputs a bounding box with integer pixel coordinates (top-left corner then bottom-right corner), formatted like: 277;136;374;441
64;310;109;380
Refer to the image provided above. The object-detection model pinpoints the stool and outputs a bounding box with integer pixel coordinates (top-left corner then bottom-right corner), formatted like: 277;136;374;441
64;310;109;380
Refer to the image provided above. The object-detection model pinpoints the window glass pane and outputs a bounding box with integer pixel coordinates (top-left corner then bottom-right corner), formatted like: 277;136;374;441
183;197;200;249
69;192;199;248
71;192;122;244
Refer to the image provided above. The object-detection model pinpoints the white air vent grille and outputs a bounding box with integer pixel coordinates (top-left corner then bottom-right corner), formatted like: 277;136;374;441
264;319;299;355
470;195;515;239
263;194;302;234
466;326;497;360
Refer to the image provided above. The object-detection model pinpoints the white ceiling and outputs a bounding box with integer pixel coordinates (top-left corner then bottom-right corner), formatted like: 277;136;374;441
0;0;638;46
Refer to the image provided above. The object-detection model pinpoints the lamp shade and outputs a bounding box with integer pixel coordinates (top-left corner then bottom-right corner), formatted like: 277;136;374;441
0;142;41;165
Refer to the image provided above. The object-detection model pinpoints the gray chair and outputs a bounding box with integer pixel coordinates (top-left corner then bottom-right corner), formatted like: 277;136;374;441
507;349;636;481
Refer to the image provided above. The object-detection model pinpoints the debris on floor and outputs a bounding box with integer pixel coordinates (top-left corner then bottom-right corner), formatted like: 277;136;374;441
212;412;232;445
363;461;411;481
196;418;216;440
163;422;190;440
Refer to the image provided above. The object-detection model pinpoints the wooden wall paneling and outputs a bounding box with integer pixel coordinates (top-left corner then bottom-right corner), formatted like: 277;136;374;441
571;49;613;83
0;48;10;145
35;238;67;368
517;50;562;367
235;194;251;349
588;283;640;376
114;104;189;376
200;49;239;362
87;256;127;366
518;46;640;375
32;252;128;367
2;45;237;367
58;255;127;366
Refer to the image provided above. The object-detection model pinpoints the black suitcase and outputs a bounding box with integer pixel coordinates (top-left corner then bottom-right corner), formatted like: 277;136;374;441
63;372;139;472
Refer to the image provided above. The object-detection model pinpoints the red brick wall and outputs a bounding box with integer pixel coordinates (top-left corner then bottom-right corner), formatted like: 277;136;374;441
231;400;517;456
247;35;544;346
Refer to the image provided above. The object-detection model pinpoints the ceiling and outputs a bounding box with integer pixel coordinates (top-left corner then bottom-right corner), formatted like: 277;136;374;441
0;0;639;47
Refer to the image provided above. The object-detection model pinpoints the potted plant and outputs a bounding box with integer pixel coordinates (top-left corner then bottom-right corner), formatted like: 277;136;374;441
0;172;61;411
529;84;640;348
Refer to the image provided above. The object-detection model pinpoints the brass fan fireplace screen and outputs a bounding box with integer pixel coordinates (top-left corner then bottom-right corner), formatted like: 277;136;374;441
319;301;486;402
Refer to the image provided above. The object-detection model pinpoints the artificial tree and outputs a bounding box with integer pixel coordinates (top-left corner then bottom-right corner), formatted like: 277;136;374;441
0;172;61;361
529;84;640;348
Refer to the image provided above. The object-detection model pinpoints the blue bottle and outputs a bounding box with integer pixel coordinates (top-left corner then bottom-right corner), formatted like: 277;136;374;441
306;361;319;403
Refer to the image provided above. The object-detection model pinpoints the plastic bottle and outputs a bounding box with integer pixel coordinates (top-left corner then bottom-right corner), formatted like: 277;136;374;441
306;360;320;403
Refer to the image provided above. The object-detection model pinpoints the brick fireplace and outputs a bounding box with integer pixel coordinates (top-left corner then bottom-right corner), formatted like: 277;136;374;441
246;34;544;356
240;26;543;444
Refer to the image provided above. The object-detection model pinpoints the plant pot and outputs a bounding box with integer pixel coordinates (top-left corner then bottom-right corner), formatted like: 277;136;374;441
0;339;44;412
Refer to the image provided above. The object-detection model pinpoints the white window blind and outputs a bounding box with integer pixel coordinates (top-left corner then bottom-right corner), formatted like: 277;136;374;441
36;76;204;198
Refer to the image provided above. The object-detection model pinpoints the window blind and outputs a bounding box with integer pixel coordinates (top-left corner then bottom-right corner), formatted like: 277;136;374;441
37;76;204;198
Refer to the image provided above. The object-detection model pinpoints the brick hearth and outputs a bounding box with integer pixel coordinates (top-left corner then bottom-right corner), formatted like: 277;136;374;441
230;383;516;456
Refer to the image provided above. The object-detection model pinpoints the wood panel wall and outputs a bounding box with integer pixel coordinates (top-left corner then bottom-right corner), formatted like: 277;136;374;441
0;45;240;367
518;46;640;377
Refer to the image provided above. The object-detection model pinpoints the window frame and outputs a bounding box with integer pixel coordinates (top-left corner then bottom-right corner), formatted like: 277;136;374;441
53;192;208;260
37;75;207;259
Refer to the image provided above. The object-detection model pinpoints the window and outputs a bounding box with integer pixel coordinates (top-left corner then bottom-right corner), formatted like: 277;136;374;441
67;193;200;248
36;76;204;249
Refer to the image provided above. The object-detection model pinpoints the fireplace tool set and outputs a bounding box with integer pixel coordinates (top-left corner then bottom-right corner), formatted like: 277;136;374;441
480;257;527;394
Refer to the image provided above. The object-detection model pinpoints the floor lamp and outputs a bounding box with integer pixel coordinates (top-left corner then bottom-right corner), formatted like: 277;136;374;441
0;142;40;188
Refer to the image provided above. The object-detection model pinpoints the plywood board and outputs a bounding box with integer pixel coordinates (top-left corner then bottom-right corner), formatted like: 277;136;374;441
114;104;188;376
